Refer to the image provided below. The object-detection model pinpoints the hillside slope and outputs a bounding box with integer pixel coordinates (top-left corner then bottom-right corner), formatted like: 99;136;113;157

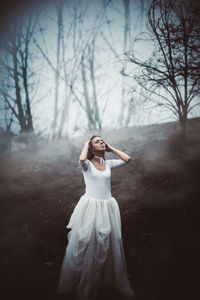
0;117;200;300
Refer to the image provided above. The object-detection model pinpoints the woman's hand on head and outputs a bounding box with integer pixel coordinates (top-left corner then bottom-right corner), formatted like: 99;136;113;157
84;140;90;149
104;141;112;152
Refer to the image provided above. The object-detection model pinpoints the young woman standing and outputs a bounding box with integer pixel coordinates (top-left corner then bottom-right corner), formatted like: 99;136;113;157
56;135;135;300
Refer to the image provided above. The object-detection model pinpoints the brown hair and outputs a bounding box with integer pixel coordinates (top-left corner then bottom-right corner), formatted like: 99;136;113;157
87;135;106;160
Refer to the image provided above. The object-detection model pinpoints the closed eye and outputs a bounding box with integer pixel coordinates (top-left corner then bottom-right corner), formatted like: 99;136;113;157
95;139;104;143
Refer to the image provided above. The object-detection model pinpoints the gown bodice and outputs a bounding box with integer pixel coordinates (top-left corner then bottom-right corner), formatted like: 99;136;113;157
79;159;126;200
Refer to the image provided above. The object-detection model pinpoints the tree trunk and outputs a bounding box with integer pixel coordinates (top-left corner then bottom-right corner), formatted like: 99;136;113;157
180;114;187;142
89;41;101;129
81;55;96;130
22;50;34;133
12;40;27;133
118;0;131;127
51;1;63;139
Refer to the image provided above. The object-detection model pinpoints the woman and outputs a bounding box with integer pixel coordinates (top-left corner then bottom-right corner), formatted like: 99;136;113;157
56;135;135;300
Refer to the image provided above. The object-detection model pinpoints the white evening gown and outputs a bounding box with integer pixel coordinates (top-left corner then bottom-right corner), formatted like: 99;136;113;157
56;159;135;300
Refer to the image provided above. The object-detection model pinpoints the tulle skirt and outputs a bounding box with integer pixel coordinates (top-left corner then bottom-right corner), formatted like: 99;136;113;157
56;194;135;300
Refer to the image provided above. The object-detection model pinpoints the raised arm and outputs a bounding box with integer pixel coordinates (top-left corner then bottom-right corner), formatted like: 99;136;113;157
105;141;131;163
79;140;89;162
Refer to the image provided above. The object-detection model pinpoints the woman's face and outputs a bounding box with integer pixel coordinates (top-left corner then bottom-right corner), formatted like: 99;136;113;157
91;136;106;152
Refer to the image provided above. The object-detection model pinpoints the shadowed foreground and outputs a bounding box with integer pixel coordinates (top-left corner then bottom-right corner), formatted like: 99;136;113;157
0;119;200;300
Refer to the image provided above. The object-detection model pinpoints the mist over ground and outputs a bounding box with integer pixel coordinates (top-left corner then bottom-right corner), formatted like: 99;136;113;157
0;118;200;300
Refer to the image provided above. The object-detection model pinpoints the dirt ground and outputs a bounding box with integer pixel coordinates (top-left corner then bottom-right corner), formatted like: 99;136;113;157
0;118;200;300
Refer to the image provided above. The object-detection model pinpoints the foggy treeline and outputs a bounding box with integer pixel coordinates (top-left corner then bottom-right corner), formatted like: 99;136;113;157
0;0;200;152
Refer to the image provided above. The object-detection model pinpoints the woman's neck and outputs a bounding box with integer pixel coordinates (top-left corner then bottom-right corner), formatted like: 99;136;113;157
93;151;104;158
93;152;105;164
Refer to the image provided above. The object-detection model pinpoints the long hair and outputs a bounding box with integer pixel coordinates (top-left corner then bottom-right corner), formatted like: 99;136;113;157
87;135;106;160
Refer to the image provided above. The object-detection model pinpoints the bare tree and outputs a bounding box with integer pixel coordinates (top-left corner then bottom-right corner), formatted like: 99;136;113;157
69;36;104;131
57;5;85;137
126;0;200;139
35;1;104;137
58;4;105;134
0;14;38;139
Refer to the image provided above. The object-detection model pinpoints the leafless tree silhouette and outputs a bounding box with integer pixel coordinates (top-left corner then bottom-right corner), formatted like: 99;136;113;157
126;0;200;139
0;13;38;142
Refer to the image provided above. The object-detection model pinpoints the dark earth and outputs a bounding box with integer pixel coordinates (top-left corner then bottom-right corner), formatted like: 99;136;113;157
0;118;200;300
